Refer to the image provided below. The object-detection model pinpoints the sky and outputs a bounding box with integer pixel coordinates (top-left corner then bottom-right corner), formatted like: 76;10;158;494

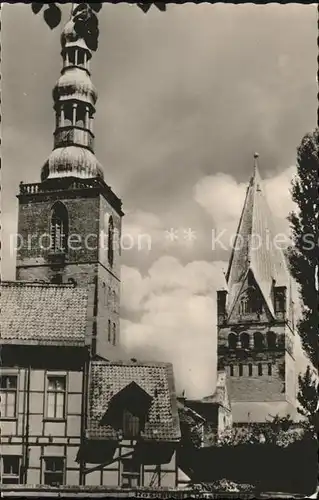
1;3;317;398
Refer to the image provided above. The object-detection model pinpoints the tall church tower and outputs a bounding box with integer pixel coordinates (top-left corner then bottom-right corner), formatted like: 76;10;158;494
16;5;122;360
217;154;296;423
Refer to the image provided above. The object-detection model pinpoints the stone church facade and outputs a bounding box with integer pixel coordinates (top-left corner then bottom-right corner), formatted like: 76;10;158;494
216;157;297;424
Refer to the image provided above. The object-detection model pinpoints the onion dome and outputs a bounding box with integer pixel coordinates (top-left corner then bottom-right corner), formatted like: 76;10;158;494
53;68;97;105
41;146;104;181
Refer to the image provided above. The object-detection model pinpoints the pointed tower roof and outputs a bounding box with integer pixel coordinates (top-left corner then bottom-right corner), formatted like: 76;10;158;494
226;153;290;318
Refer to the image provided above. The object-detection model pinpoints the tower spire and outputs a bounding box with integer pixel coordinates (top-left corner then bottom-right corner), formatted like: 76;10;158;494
41;4;103;182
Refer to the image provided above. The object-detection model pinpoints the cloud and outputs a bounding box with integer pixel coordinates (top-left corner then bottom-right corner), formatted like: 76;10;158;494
121;257;227;399
193;166;297;250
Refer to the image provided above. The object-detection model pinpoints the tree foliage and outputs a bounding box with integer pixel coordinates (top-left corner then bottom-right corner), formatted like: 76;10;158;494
31;1;166;40
297;365;319;434
288;128;319;367
216;414;298;448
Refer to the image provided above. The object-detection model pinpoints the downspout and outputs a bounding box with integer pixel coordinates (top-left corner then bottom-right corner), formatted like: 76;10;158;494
91;273;98;356
79;349;90;485
20;366;27;483
23;365;31;484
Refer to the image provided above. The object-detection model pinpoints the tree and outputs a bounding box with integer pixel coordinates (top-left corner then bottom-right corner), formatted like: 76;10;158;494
31;1;166;36
297;365;319;435
287;128;319;368
31;3;101;50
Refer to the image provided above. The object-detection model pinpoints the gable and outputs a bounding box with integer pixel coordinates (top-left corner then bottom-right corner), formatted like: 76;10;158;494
228;270;273;324
226;166;290;321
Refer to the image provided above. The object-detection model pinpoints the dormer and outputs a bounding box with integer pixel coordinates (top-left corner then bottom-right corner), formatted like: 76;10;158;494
100;381;153;439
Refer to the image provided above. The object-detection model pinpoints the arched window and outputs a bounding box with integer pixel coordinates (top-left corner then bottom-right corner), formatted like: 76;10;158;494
228;333;237;350
63;103;73;127
112;322;116;346
239;297;249;315
239;287;262;315
51;202;68;253
108;319;111;343
240;332;250;350
75;105;85;128
113;290;116;312
108;216;114;267
267;331;277;350
253;332;265;350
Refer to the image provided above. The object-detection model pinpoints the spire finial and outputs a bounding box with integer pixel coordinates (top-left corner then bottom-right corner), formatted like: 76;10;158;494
253;152;259;170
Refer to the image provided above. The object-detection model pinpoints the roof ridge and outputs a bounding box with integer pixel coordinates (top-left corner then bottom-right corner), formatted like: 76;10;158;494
0;280;77;288
91;359;172;368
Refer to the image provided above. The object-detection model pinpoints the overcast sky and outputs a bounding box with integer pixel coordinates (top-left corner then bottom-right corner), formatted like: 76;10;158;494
2;3;317;397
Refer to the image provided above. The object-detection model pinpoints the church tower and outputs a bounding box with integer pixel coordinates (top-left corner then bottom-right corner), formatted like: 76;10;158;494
16;5;122;360
217;154;296;423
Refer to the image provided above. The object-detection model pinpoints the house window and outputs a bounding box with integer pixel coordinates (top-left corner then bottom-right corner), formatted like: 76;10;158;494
108;319;111;343
46;376;66;419
108;216;114;267
239;364;243;376
258;364;263;376
121;458;141;488
122;409;140;439
1;456;20;484
51;273;62;285
50;202;68;253
248;363;253;376
112;322;116;346
229;365;234;377
43;457;65;486
0;375;18;419
268;363;272;376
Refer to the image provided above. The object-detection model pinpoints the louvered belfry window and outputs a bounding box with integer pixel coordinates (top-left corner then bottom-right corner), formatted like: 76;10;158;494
108;216;114;267
50;202;68;253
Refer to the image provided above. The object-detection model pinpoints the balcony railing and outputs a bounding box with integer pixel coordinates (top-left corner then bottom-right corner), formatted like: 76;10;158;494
19;178;123;214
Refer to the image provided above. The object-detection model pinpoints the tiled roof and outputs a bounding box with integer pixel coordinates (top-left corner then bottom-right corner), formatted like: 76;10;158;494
0;281;88;346
87;360;181;442
226;165;290;318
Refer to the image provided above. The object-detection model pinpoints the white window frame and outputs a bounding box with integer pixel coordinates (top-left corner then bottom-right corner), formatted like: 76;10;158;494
44;372;67;421
0;455;21;484
42;456;65;487
0;372;19;420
